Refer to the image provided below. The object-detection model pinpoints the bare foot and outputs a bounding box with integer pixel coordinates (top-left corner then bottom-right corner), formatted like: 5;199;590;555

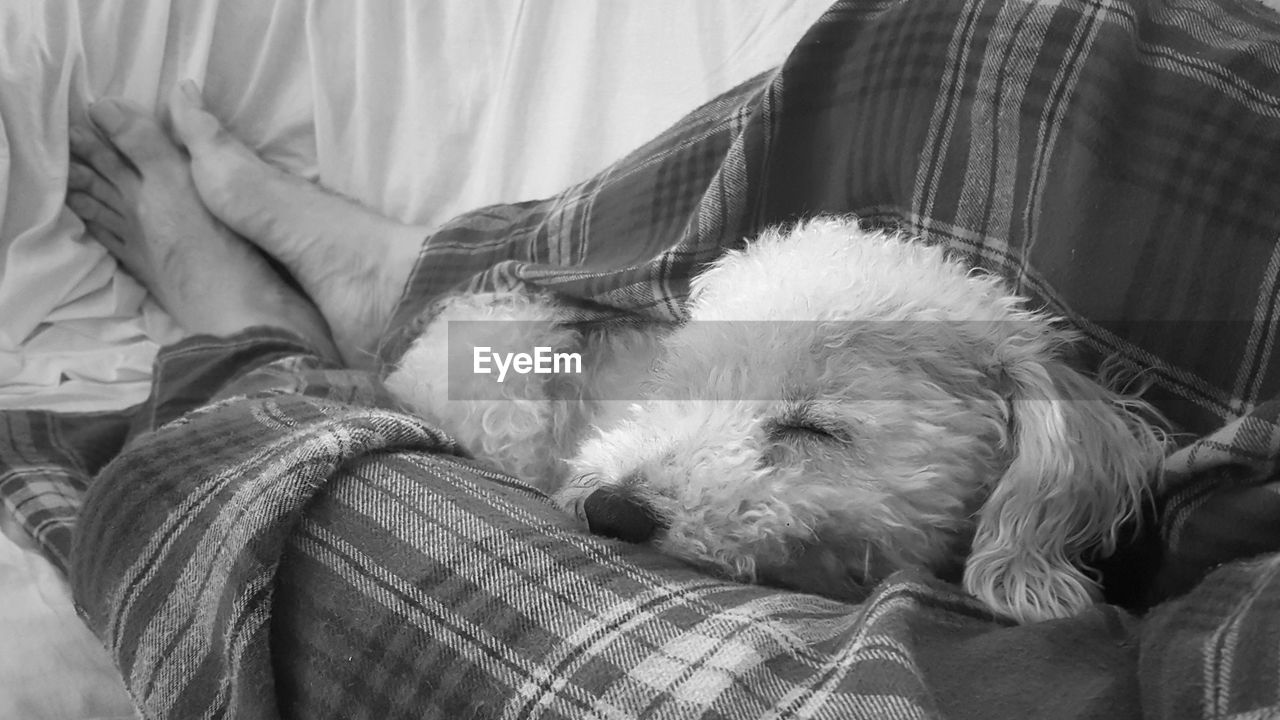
166;81;427;368
66;98;341;361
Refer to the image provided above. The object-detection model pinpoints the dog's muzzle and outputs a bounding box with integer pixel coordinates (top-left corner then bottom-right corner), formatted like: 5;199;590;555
582;486;665;544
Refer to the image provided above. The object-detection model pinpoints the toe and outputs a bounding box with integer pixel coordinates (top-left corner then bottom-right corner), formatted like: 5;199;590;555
81;219;147;282
67;190;128;239
66;161;92;190
88;98;182;171
167;80;265;219
168;81;228;151
69;125;136;190
68;160;124;210
81;219;126;256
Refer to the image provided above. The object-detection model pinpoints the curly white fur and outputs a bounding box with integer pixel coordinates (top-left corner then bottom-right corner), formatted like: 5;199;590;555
385;217;1166;623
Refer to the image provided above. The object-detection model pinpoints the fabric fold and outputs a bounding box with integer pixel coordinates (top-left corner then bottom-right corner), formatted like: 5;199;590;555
5;0;1280;717
73;391;460;719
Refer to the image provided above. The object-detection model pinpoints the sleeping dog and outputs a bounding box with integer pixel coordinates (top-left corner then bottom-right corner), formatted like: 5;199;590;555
385;216;1166;623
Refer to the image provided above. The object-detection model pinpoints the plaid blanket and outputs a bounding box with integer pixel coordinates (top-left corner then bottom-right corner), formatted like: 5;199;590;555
6;0;1280;717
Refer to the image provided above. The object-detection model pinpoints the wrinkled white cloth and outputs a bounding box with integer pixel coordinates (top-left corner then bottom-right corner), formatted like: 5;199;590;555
0;512;134;718
0;0;831;412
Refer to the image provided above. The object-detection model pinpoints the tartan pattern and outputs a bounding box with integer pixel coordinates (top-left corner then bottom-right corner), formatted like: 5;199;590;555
0;408;130;572
1;0;1280;717
1140;553;1280;720
1149;399;1280;605
0;327;336;568
270;454;1009;720
86;396;1154;720
72;395;459;719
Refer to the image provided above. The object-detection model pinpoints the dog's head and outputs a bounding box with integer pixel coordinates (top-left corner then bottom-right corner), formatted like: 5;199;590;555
558;217;1164;623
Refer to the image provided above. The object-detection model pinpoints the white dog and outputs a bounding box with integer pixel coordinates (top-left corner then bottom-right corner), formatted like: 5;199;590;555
385;216;1165;623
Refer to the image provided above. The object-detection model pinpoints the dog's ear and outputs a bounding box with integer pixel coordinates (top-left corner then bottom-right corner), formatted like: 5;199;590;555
963;347;1164;623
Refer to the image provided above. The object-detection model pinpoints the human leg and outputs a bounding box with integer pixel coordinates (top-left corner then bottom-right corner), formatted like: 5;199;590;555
65;99;341;363
165;82;428;367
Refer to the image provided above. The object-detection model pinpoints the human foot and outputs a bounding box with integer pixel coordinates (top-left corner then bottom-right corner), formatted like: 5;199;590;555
166;81;426;368
66;98;341;361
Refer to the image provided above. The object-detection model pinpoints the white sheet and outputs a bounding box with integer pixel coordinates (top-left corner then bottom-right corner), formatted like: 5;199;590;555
0;1;834;717
0;513;134;719
0;0;832;412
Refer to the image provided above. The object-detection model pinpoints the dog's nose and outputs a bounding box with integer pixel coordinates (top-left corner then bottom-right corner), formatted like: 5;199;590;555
583;486;663;543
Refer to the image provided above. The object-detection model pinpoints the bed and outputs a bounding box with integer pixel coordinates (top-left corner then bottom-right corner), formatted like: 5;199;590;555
6;1;1280;718
0;1;831;717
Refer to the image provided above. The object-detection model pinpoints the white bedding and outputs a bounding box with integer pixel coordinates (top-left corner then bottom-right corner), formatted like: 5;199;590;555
0;1;832;717
0;0;831;412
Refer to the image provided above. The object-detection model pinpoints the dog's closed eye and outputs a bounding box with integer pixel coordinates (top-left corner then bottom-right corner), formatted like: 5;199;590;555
763;416;851;444
758;416;852;470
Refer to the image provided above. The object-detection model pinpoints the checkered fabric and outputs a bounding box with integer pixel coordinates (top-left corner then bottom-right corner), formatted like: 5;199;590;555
6;0;1280;717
